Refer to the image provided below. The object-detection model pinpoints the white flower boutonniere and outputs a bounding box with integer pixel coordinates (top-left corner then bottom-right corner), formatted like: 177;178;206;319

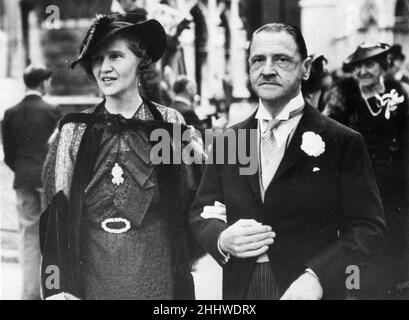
301;132;325;157
375;89;404;120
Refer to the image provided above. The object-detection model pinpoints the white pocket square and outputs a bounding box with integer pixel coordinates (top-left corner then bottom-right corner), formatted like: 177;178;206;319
201;201;227;222
313;167;321;172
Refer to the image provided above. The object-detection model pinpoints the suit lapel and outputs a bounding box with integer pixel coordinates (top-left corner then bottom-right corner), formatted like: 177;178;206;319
240;111;261;202
239;104;327;201
270;104;327;186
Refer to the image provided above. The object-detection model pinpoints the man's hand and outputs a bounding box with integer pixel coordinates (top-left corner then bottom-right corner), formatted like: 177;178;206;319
219;219;275;258
280;272;323;300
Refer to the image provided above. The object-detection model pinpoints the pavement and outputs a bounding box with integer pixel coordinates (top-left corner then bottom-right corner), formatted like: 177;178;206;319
0;261;21;300
0;139;20;300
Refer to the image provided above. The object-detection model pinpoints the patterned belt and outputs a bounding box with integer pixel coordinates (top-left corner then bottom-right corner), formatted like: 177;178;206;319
101;217;131;234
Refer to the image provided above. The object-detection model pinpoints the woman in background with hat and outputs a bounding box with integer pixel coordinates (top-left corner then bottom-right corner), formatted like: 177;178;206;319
40;14;203;300
323;42;409;299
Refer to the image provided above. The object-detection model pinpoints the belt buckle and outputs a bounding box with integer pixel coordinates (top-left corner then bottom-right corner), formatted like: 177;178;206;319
101;217;131;234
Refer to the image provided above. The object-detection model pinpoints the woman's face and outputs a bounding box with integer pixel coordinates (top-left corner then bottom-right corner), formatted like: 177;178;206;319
92;38;140;98
353;59;384;89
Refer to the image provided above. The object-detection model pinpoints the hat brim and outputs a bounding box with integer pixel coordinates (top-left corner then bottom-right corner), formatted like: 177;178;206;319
71;19;167;70
344;47;390;67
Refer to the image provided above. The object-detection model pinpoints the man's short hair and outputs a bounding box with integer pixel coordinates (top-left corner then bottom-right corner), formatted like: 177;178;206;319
173;75;192;95
23;64;52;89
248;23;308;60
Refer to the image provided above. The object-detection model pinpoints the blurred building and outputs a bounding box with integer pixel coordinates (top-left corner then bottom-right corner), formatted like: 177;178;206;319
0;0;26;115
301;0;409;70
241;0;301;35
1;0;409;116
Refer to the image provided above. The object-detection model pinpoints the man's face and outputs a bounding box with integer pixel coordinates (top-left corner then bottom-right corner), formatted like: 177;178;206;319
186;81;197;100
389;58;405;75
249;31;311;108
42;78;52;94
353;59;384;89
319;60;332;89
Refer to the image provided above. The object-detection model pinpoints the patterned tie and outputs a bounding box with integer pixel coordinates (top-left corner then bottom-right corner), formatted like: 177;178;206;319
261;106;304;163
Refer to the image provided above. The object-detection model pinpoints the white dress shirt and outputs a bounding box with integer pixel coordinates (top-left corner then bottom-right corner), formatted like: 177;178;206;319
254;93;304;262
255;93;304;202
25;90;43;97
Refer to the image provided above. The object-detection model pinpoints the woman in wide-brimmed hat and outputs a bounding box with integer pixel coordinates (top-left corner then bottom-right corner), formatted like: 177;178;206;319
40;13;203;300
323;42;409;299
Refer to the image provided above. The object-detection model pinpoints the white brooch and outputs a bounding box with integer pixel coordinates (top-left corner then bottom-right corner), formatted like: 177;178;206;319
301;132;326;157
111;163;124;186
375;89;404;120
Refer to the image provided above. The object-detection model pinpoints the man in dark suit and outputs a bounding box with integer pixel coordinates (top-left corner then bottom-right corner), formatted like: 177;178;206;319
190;23;386;300
2;64;61;299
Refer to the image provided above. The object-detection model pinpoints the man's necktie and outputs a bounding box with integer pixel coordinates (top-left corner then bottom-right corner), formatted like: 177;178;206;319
262;119;282;164
261;106;304;164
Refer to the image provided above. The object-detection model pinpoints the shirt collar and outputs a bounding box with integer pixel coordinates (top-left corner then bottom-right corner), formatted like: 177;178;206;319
174;96;193;107
25;90;43;97
255;92;305;122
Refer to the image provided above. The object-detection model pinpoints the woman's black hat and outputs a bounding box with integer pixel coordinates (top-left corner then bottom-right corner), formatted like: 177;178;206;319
70;14;167;70
344;42;390;67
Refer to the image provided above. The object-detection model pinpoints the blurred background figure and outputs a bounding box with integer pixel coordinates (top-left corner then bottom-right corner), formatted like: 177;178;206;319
1;64;61;300
322;43;409;299
171;75;205;132
386;44;409;95
171;75;228;132
301;54;332;110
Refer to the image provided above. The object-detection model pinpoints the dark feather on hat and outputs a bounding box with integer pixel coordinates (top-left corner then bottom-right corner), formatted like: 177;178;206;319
70;15;115;70
70;14;167;72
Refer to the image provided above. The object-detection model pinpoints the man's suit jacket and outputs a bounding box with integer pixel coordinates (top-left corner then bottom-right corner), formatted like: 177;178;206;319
190;104;386;299
2;95;60;189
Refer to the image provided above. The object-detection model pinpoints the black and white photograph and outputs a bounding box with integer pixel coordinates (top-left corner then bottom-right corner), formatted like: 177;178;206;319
0;0;408;302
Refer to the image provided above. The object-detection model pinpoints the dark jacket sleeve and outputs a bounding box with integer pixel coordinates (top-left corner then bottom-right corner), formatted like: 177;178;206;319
189;162;229;266
306;133;387;294
1;109;17;171
41;130;59;211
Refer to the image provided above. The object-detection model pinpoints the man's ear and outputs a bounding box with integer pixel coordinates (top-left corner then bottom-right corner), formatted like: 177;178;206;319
302;57;312;81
